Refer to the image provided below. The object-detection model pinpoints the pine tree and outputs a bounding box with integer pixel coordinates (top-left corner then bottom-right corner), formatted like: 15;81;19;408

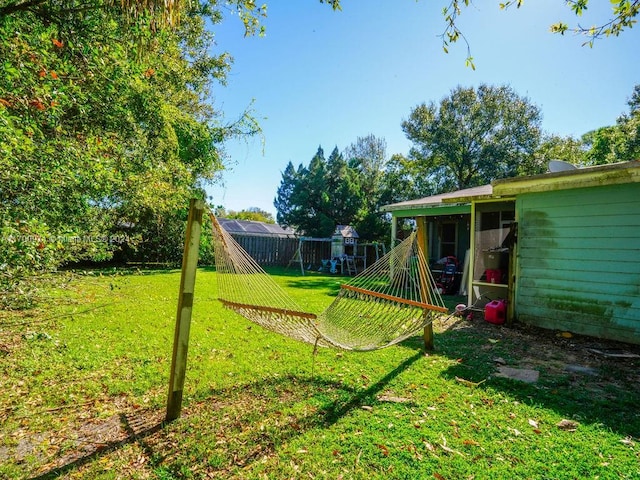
274;161;298;226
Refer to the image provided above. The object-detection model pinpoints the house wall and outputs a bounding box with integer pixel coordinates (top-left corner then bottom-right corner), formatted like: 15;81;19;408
515;182;640;344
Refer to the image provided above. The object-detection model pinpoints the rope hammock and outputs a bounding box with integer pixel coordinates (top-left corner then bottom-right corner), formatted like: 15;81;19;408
209;213;448;351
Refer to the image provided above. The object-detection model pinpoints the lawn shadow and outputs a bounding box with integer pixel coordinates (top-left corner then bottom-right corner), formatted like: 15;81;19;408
430;317;640;438
176;352;425;473
28;411;165;480
316;350;424;425
25;352;423;479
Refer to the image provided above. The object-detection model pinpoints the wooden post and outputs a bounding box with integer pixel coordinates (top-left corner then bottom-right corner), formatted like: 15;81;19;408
415;216;434;351
506;221;518;327
166;199;204;422
390;214;398;248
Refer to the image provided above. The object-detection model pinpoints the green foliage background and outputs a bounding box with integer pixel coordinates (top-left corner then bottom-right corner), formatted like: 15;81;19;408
2;0;638;305
0;1;260;304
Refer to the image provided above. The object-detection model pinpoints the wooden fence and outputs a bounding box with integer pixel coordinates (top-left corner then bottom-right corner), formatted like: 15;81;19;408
228;234;297;266
296;240;332;269
228;234;332;268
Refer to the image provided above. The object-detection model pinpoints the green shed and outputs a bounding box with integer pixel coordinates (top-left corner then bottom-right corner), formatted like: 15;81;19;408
493;160;640;344
381;160;640;344
381;185;491;267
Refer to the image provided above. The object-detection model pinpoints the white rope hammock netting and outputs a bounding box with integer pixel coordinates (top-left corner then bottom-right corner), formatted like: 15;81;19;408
209;213;448;351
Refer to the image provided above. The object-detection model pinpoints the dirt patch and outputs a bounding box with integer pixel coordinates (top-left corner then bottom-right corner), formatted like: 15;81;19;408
14;409;166;478
441;316;640;391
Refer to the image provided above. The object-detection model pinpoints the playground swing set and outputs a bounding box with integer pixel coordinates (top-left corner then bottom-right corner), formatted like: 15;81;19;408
287;233;386;276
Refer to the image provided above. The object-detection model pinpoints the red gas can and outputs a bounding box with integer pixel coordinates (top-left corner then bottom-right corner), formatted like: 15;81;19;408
484;299;506;325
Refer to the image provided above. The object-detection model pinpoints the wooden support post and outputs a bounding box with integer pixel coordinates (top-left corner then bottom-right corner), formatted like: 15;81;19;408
390;215;398;248
166;199;205;422
415;216;434;351
506;221;518;327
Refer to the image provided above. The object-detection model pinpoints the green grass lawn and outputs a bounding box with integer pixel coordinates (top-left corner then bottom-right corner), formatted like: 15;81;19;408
1;267;639;479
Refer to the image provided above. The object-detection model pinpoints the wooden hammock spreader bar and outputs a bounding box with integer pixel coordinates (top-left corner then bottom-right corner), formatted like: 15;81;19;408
219;298;318;320
340;284;449;314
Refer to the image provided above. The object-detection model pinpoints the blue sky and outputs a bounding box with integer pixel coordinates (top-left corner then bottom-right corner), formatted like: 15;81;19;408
206;0;639;216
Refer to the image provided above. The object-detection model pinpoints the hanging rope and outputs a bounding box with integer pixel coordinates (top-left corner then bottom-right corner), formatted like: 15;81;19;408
209;212;448;351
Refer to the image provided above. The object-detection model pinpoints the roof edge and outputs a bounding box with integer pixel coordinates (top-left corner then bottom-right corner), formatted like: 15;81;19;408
493;160;640;196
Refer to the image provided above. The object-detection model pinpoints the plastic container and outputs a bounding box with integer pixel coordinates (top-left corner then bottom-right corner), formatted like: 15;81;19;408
483;250;508;270
485;269;502;284
484;299;506;324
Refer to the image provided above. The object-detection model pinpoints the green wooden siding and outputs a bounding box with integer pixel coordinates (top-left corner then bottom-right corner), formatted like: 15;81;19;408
515;183;640;344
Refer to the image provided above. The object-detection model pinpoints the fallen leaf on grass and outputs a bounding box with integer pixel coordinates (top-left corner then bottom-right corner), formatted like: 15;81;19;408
556;419;579;432
620;436;635;446
376;444;389;457
407;444;423;460
290;421;301;431
440;435;466;456
423;441;438;457
361;405;373;411
455;376;486;388
434;473;446;480
440;444;465;456
528;419;539;428
377;394;412;403
463;439;480;446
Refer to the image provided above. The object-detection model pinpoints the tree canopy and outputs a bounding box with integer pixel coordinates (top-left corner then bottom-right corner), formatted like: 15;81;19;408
582;85;640;165
274;81;638;246
0;0;260;304
401;84;543;191
223;207;275;224
274;138;390;240
275;146;347;238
